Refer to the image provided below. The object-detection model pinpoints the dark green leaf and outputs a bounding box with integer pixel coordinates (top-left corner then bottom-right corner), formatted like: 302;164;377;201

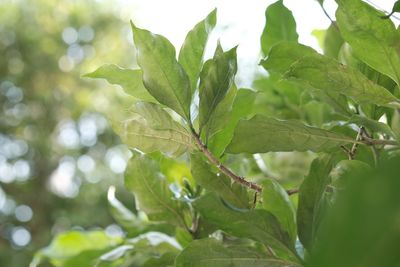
84;64;155;102
179;9;217;95
125;155;186;227
131;23;191;119
226;115;356;154
262;179;296;245
194;193;300;263
297;155;334;250
175;238;301;267
190;152;249;209
261;0;298;56
199;44;237;133
336;0;400;85
348;114;396;138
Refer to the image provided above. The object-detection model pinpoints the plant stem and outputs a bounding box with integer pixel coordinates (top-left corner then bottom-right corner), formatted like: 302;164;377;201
191;128;263;193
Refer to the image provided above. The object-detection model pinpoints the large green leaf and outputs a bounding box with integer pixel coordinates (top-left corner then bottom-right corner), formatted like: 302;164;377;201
131;23;191;120
194;193;300;263
262;43;400;108
84;64;155;102
226;115;356;154
190;153;249;209
284;53;400;108
208;88;257;156
198;44;237;133
125;155;186;227
262;179;296;245
308;157;400;267
175;238;301;267
178;9;217;95
261;0;298;56
297;155;334;250
117;102;193;157
336;0;400;85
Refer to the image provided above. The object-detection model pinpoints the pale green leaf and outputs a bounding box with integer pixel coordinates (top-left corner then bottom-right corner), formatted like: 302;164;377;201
190;152;249;209
179;9;217;95
226;115;356;154
125;155;186;227
117;102;193;157
131;23;191;119
322;24;344;59
336;0;400;85
84;64;155;102
194;193;300;263
261;0;298;55
199;45;237;133
175;238;301;267
297;155;334;250
262;179;296;245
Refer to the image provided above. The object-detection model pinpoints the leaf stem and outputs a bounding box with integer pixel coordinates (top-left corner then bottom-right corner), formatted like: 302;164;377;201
190;128;263;193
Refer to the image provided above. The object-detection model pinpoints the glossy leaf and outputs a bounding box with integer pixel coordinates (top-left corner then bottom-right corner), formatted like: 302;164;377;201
179;9;217;95
131;23;191;119
125;155;186;227
226;115;356;154
297;155;334;250
262;179;296;245
194;193;300;262
198;44;237;133
176;238;301;267
336;0;400;85
190;152;249;209
261;0;298;55
118;102;193;157
348;114;396;138
84;64;155;102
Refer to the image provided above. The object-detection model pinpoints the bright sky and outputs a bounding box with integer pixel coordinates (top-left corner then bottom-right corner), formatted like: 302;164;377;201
117;0;397;87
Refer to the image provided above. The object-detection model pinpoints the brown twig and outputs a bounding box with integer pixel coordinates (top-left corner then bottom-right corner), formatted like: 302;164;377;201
191;128;262;193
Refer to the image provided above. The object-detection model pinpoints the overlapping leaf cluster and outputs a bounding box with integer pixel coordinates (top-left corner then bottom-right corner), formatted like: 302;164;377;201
34;0;400;266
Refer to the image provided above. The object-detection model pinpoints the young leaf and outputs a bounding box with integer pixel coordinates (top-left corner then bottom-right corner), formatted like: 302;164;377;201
124;155;186;227
336;0;400;85
261;0;298;56
179;9;217;95
194;193;300;263
198;44;237;133
190;152;249;209
226;115;356;154
262;179;297;245
321;24;344;59
118;102;193;157
175;238;301;267
131;23;191;120
297;155;334;250
84;64;155;102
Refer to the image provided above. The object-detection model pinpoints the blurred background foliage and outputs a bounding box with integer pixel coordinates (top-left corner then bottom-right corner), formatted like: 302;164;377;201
0;0;320;266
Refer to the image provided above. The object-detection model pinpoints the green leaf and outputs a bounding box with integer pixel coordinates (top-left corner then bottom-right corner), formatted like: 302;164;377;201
297;155;334;250
194;193;300;262
84;64;155;102
261;0;298;56
179;9;217;95
284;53;400;108
175;238;301;267
308;157;400;267
190;152;249;209
321;24;344;59
131;23;191;120
31;231;121;267
336;0;400;85
207;88;257;156
125;155;186;227
348;114;396;138
226;115;356;154
199;44;237;133
262;179;296;245
117;102;193;157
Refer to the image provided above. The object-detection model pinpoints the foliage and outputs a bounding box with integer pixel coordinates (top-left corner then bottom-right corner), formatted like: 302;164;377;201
32;0;400;266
